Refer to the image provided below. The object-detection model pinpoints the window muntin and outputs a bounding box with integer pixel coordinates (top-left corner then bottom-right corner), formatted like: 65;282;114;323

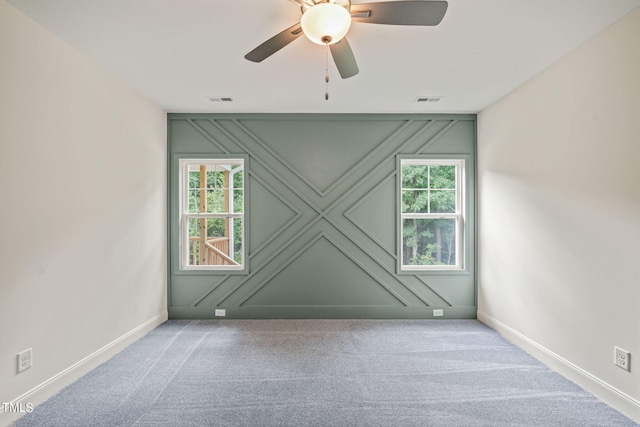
180;159;245;270
400;159;464;270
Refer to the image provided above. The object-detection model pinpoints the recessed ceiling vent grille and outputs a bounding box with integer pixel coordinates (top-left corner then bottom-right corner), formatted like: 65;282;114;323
415;96;442;103
208;97;233;102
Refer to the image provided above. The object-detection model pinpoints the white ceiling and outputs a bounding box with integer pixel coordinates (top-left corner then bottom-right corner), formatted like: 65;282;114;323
8;0;640;113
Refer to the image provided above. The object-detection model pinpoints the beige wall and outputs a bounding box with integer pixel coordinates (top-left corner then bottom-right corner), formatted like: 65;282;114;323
478;7;640;421
0;2;167;423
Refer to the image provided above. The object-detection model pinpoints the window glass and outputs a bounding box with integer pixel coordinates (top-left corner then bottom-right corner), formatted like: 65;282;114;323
400;159;463;270
402;218;457;267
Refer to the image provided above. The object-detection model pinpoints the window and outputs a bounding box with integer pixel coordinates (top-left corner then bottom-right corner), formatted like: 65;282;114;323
179;159;245;270
399;158;464;270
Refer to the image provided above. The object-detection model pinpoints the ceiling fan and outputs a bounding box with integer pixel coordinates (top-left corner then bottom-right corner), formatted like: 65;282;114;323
245;0;448;79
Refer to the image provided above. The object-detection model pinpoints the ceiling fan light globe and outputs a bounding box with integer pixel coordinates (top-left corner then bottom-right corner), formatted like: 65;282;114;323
301;2;351;45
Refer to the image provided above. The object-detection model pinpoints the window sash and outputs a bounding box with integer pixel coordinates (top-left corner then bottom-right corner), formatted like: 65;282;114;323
183;213;244;219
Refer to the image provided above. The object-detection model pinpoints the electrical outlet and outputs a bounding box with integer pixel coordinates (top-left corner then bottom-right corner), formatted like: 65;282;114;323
433;309;444;317
17;348;32;373
614;346;630;372
214;309;226;317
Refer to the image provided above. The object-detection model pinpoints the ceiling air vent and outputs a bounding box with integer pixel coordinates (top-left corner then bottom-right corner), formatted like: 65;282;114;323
415;96;442;103
208;97;233;102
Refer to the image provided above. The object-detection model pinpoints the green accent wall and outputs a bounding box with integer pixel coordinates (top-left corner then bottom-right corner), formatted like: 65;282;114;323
168;114;476;319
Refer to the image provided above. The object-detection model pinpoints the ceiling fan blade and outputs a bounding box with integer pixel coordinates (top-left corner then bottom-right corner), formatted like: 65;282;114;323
245;22;303;62
351;1;448;26
330;38;359;79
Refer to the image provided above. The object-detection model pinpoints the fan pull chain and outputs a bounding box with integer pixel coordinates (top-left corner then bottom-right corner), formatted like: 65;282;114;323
325;42;330;100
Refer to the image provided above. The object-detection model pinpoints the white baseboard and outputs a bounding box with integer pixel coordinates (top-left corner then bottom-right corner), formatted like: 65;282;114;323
477;310;640;423
1;312;168;427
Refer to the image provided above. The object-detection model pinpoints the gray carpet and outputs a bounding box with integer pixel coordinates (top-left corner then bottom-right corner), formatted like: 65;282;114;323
16;320;638;426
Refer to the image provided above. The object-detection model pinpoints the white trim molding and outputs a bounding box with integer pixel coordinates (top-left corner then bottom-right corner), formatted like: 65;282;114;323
0;312;168;427
478;310;640;423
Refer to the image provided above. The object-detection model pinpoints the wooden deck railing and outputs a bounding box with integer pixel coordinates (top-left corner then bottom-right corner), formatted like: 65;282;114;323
189;236;238;266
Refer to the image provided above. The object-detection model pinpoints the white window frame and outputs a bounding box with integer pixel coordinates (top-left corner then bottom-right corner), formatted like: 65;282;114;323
399;158;465;271
179;158;245;271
